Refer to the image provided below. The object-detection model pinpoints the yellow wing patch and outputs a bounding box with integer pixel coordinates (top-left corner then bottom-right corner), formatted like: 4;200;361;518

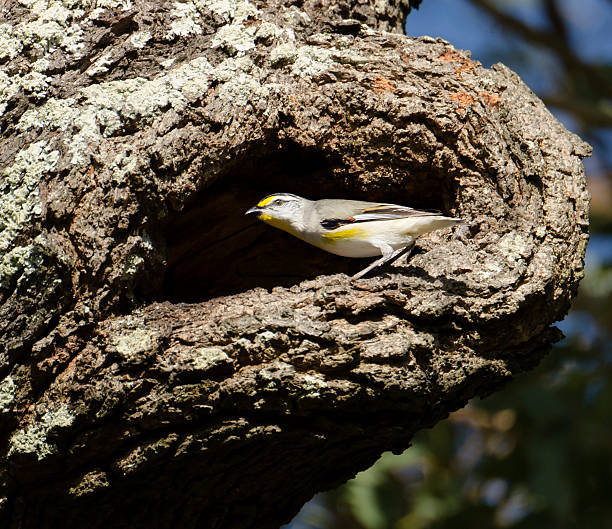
322;227;366;241
257;195;277;207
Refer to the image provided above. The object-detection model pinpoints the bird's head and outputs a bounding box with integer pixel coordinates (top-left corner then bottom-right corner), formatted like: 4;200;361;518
245;193;307;233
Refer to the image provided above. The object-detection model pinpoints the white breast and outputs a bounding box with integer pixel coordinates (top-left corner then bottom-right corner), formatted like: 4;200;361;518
302;220;416;258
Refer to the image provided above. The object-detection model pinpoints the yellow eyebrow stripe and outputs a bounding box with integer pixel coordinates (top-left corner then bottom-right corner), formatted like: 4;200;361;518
322;227;366;241
257;195;276;207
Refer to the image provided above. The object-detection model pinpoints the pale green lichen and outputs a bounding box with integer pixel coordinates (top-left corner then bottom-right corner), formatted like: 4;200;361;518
113;327;156;357
0;242;45;291
17;98;77;132
279;4;311;25
0;69;52;113
164;0;202;40
213;56;269;105
281;38;368;79
111;148;141;183
8;403;75;460
89;0;133;11
497;230;530;264
95;107;123;136
291;46;333;78
114;433;179;476
0;23;23;61
255;21;286;42
68;470;110;497
32;57;51;72
88;0;134;11
81;55;214;120
198;0;260;23
113;232;151;285
0;0;91;116
212;23;256;55
269;43;298;67
17;57;214;165
235;337;252;349
535;226;547;238
331;48;369;66
121;253;145;280
299;373;328;397
160;57;177;69
140;231;154;251
213;55;253;82
0;376;16;412
0;71;19;117
130;30;152;49
254;19;297;46
218;70;267;106
176;56;216;99
256;331;276;343
4;0;135;74
474;257;503;281
0;141;58;253
203;0;266;55
85;50;116;77
19;71;51;97
189;347;231;371
13;0;86;60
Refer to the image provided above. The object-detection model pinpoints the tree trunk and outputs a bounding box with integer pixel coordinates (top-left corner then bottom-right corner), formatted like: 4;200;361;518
0;0;589;527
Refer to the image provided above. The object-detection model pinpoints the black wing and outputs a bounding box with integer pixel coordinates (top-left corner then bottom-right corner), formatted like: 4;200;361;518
320;203;442;230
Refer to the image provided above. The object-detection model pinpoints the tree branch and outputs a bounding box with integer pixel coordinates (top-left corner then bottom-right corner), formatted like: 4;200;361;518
0;1;590;528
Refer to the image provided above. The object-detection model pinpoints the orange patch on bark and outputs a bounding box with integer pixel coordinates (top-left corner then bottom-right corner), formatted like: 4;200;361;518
372;75;396;94
479;91;502;107
438;48;476;79
449;91;475;108
438;49;462;62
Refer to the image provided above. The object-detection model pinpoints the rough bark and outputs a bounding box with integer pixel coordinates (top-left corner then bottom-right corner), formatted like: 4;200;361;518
0;0;589;528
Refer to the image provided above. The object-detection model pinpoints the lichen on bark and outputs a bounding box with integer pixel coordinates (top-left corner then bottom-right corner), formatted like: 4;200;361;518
0;0;589;527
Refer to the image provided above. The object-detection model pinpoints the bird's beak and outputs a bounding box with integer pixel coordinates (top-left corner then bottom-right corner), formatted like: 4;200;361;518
245;206;260;216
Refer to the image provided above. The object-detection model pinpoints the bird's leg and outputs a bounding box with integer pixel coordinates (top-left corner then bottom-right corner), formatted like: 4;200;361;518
351;242;415;280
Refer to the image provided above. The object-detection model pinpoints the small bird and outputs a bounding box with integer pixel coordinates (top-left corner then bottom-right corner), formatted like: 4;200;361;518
245;193;462;279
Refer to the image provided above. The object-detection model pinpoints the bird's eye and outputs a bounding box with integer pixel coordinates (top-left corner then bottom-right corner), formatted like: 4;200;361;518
273;199;283;206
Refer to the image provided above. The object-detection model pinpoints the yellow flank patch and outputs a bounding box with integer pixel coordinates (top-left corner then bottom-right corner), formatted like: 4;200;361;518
257;195;276;207
323;227;365;241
